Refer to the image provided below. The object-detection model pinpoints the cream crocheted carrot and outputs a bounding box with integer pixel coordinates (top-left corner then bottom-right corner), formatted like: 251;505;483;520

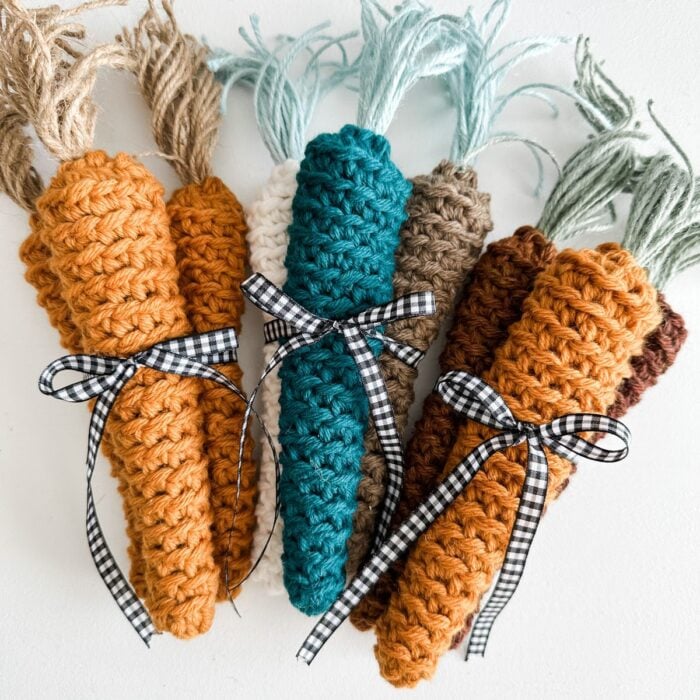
210;18;353;594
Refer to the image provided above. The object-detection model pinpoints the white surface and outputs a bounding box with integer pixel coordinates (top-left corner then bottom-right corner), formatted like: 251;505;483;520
1;1;699;698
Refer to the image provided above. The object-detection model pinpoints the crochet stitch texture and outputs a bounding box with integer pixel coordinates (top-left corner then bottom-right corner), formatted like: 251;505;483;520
345;161;493;579
374;244;661;686
279;124;411;614
167;175;257;601
37;150;220;638
350;225;555;630
19;213;148;597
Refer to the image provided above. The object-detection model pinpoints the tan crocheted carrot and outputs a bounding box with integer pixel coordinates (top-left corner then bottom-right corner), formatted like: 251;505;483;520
119;0;257;602
345;0;568;577
373;128;698;688
0;1;219;637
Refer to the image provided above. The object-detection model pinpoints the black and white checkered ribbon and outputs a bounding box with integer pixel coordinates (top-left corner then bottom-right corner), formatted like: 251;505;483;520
38;327;254;646
297;371;631;664
240;273;436;548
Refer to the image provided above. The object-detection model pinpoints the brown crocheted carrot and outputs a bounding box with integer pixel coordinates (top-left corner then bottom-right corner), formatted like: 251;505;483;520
120;0;257;602
349;225;555;629
373;135;698;687
0;1;219;637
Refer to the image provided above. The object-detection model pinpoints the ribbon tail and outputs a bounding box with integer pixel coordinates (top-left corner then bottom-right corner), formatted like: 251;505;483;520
84;371;157;645
465;436;549;659
342;326;404;547
297;432;511;664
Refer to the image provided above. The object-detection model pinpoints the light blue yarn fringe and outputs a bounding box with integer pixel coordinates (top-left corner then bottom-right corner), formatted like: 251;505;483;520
355;0;473;134
208;17;355;162
446;0;568;195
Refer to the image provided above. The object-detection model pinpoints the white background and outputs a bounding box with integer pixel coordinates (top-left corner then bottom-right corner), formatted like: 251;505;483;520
1;1;698;698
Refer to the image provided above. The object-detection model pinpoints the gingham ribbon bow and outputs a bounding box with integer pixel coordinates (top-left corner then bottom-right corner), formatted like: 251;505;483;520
241;273;436;547
39;328;248;646
298;371;630;664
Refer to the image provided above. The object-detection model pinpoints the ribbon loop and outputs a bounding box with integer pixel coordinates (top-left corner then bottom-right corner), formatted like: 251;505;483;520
297;370;631;665
436;371;518;431
38;326;264;647
242;273;436;549
38;354;128;401
242;273;330;336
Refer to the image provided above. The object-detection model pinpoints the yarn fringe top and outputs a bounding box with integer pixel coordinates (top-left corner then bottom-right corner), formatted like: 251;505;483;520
0;0;132;161
118;0;221;184
354;0;472;135
210;17;355;164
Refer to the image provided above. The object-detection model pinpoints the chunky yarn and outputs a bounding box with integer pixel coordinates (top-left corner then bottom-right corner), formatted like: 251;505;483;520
167;175;256;601
345;161;493;578
37;150;219;638
247;159;300;593
374;244;661;686
279;124;410;614
19;213;149;599
350;225;556;630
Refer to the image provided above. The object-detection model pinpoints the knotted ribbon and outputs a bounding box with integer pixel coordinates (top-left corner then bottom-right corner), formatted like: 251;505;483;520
39;328;259;646
298;371;631;664
240;273;436;550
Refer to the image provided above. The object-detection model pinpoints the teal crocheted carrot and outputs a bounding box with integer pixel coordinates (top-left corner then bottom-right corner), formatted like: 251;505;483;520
278;0;472;615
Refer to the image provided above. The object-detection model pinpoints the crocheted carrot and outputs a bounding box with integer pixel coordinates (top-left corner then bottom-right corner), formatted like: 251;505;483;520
0;1;219;637
373;125;698;690
271;0;471;615
210;19;354;594
119;0;256;602
346;0;572;579
349;35;643;633
0;92;151;599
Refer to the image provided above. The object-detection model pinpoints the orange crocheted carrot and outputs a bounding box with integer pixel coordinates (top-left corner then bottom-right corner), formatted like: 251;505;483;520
374;243;661;686
1;27;150;600
120;0;257;600
1;2;219;637
40;150;220;638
